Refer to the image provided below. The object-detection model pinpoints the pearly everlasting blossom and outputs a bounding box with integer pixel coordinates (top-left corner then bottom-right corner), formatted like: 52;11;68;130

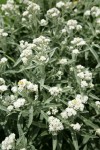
13;98;25;109
1;133;15;150
18;79;27;88
71;37;86;46
95;101;100;108
39;56;47;62
22;11;29;17
84;10;91;16
27;2;40;14
1;0;18;12
50;107;58;115
7;105;14;111
72;49;80;54
18;79;38;92
96;18;100;24
71;123;81;131
67;19;78;30
20;148;26;150
75;94;88;104
19;40;34;64
65;2;72;9
77;72;85;79
61;107;77;119
84;70;92;80
77;70;92;80
49;86;62;96
33;36;50;51
27;82;38;92
96;128;100;136
40;19;48;26
81;80;88;88
22;2;40;18
76;25;82;31
68;99;84;111
48;116;64;134
0;85;7;92
11;86;18;93
56;1;65;8
91;6;100;17
0;29;8;37
59;58;67;65
0;57;8;64
47;8;60;18
76;65;85;71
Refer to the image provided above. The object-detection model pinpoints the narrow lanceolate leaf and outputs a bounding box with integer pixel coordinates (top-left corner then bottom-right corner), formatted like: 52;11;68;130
0;105;7;112
52;135;57;150
30;145;37;150
71;132;79;150
89;93;100;100
80;116;99;129
27;106;33;128
41;110;48;121
89;47;100;64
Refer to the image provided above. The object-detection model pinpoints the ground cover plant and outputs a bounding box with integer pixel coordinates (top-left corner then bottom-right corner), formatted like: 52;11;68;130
0;0;100;149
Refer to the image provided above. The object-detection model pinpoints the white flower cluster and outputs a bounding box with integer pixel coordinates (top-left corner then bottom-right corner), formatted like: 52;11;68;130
20;0;29;4
96;128;100;136
1;133;15;150
70;123;81;131
84;6;100;17
84;10;91;16
59;58;67;65
0;57;8;64
57;70;63;80
76;65;93;88
95;101;100;108
73;49;80;54
7;98;26;111
11;86;18;93
39;56;47;62
48;116;64;134
33;36;50;51
20;40;34;64
0;29;8;37
47;8;60;18
20;36;50;64
18;79;38;92
91;6;100;17
1;0;18;15
56;1;65;8
13;98;26;109
68;94;88;111
2;94;16;106
67;19;82;31
20;148;26;150
70;47;80;54
96;18;100;25
40;19;48;26
64;2;72;9
47;107;58;115
71;37;86;46
68;99;84;111
0;78;7;93
75;94;88;104
49;86;62;96
61;107;77;119
22;2;40;21
56;1;72;9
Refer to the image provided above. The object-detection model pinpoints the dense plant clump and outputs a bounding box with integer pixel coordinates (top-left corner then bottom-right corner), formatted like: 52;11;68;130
0;0;100;149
